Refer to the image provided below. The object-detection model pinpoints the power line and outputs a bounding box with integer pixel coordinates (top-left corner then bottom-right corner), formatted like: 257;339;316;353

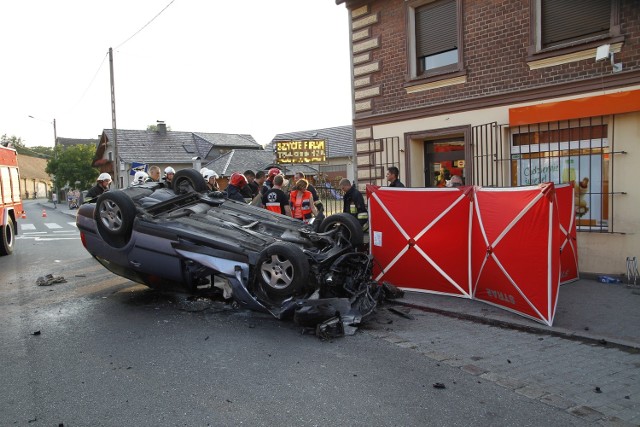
114;0;176;50
65;51;109;115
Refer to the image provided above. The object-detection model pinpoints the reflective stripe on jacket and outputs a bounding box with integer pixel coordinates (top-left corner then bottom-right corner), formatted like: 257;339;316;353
290;190;313;220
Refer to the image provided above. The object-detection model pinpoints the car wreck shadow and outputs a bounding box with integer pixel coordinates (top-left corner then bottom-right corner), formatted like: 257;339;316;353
114;286;237;314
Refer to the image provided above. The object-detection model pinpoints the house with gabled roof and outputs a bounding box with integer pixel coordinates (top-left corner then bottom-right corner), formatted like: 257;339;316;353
269;125;354;185
92;121;263;188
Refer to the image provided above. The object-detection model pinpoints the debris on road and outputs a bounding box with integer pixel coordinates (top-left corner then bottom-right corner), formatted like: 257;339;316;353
433;382;446;389
36;274;67;286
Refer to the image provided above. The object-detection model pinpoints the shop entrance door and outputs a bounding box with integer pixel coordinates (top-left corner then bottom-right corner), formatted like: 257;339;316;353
424;139;466;187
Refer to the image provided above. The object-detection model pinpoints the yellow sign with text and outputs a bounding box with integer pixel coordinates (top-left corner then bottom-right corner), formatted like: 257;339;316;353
276;139;327;164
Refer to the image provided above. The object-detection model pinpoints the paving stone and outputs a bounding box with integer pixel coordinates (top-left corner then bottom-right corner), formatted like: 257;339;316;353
421;351;450;361
365;306;640;425
461;364;487;376
567;405;605;422
515;385;547;399
539;393;576;409
598;416;638;427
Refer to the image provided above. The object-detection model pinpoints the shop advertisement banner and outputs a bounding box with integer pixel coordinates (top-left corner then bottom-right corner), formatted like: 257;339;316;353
515;155;602;228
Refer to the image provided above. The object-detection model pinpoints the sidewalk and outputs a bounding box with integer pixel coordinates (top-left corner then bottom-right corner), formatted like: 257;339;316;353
39;200;639;350
395;278;640;351
39;201;78;219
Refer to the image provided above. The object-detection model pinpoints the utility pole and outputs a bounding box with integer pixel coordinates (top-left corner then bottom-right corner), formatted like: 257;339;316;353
109;47;119;189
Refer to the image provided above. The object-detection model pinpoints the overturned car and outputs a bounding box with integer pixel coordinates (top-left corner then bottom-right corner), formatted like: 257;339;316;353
77;169;395;334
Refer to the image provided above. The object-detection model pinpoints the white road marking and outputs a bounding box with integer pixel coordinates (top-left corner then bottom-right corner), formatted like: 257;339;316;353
44;223;63;229
68;222;77;227
20;224;36;230
16;235;80;241
23;231;47;235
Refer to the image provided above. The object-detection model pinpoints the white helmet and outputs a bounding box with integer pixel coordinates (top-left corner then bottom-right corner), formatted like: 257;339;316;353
164;166;175;174
97;173;112;182
133;171;149;185
202;169;218;181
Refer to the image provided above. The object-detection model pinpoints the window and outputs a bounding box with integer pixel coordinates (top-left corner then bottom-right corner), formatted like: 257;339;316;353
535;0;617;51
510;118;612;232
108;151;113;161
409;0;461;78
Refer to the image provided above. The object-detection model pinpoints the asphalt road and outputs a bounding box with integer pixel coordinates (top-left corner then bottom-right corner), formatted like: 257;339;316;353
0;200;615;425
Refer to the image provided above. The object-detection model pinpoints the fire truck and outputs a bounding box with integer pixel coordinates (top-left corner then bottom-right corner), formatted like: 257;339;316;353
0;144;22;255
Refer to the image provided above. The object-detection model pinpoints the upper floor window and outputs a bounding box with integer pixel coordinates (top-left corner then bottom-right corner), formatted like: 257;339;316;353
409;0;462;79
537;0;614;50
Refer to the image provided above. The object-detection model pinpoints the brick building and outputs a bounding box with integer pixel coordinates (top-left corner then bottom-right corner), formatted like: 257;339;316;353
335;0;640;275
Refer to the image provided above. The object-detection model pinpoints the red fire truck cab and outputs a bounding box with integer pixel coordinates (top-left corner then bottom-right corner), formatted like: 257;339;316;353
0;145;23;255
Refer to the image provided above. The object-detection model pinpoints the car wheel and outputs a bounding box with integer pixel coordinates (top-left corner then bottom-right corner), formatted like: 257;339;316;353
256;242;309;298
0;216;15;256
319;213;364;247
172;169;208;195
94;191;137;246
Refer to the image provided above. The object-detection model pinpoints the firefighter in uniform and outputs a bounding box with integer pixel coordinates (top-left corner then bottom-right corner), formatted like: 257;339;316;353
339;178;368;227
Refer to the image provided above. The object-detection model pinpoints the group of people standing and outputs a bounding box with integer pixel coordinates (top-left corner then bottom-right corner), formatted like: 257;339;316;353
87;164;420;231
132;166;175;186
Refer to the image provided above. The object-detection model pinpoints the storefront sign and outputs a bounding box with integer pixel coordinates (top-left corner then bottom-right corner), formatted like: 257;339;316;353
275;140;326;164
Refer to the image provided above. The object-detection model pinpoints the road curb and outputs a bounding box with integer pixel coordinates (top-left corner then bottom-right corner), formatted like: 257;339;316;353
392;300;640;353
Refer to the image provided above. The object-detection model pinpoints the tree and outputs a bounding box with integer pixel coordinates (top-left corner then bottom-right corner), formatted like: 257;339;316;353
1;134;54;158
46;144;99;190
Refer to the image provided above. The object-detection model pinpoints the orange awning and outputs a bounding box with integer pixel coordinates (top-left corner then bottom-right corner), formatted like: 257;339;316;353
509;89;640;126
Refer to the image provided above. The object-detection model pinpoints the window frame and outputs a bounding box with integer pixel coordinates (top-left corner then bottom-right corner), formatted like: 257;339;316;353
509;118;613;232
405;0;464;83
527;0;621;59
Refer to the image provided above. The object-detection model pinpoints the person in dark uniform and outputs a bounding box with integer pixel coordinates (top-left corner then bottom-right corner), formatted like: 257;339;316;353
85;173;112;203
243;170;259;199
226;172;248;202
261;167;281;196
339;178;368;227
386;166;405;187
262;175;291;216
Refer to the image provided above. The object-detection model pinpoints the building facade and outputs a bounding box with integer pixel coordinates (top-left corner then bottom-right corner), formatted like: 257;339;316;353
335;0;640;275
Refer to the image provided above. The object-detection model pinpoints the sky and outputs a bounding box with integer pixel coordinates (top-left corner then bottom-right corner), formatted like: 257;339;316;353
0;1;352;148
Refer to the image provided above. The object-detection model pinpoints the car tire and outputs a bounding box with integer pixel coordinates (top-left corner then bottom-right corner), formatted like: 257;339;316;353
256;242;309;298
0;216;15;256
319;212;364;247
172;169;207;195
94;191;137;246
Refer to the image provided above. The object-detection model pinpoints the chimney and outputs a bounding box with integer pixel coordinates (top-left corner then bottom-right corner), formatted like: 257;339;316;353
157;120;167;135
